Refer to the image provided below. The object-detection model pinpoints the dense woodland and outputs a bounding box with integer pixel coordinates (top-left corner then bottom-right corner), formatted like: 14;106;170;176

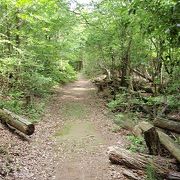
0;0;179;117
0;0;180;179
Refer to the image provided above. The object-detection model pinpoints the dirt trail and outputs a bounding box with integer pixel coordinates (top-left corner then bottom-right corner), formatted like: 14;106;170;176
0;75;126;180
53;75;125;180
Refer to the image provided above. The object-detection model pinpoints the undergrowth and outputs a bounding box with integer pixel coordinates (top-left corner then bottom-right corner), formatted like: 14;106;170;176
0;61;77;122
127;135;145;153
0;93;49;123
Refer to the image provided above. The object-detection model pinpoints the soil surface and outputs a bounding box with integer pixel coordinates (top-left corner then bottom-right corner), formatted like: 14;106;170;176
0;75;128;180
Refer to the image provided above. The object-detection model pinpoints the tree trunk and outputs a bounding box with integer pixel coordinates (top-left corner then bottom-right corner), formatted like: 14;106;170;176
0;109;34;135
154;118;180;133
108;146;178;178
15;10;21;48
6;23;12;54
121;39;132;87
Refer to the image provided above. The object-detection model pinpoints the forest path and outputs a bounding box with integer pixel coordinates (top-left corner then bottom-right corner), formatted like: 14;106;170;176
52;74;125;180
0;75;126;180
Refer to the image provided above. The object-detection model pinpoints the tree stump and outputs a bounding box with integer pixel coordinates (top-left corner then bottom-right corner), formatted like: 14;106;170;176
144;127;161;155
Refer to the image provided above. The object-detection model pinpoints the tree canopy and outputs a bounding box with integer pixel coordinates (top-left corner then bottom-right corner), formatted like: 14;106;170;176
0;0;179;116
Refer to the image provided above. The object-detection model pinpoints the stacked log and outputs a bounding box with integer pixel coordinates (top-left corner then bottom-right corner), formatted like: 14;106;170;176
108;120;180;179
135;121;180;162
108;146;179;178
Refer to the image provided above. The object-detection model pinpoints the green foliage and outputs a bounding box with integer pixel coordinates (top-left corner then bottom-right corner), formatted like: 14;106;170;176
58;62;77;83
0;0;78;117
0;0;179;120
81;0;179;102
1;91;24;114
127;135;145;153
145;95;180;109
107;93;128;110
0;90;47;121
108;92;144;112
25;101;46;122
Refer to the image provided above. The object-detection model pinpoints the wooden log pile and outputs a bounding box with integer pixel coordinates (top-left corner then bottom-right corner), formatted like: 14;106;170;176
135;121;180;162
108;119;180;179
108;146;179;179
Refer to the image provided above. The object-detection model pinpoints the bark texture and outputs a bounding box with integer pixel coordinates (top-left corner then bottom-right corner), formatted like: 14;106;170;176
0;109;34;135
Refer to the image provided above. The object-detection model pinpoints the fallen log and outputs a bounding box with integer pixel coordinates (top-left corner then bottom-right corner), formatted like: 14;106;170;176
154;118;180;134
108;146;178;178
157;130;180;162
137;121;180;162
0;109;34;135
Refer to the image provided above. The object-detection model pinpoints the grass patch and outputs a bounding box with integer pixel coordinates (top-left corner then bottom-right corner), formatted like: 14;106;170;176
61;102;88;120
54;123;72;137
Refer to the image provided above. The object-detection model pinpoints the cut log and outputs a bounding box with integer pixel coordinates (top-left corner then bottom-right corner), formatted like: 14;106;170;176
132;125;143;137
138;121;180;162
154;118;180;134
108;146;178;178
0;109;34;135
144;127;161;155
138;121;153;132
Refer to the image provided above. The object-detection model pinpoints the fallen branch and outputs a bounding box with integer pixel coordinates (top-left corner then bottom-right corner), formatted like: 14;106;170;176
132;69;153;83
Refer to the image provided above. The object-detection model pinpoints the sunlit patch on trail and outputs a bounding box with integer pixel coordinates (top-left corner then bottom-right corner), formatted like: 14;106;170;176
54;120;104;150
60;95;84;100
60;102;88;119
71;87;96;91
